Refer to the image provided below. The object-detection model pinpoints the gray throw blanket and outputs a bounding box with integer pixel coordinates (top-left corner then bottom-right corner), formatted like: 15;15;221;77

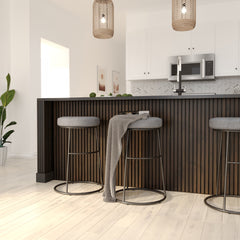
103;113;149;202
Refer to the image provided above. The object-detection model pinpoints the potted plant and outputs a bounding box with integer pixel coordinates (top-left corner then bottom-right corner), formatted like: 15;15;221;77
0;74;17;166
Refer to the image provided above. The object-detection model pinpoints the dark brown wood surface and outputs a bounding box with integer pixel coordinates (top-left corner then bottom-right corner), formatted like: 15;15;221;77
37;96;240;195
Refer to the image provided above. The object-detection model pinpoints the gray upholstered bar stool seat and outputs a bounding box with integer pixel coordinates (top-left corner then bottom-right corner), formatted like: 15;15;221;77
57;116;100;128
128;117;163;129
116;117;166;205
205;117;240;214
54;116;103;195
209;117;240;131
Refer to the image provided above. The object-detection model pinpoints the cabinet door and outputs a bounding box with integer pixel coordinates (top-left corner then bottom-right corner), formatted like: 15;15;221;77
238;22;240;74
168;29;191;56
126;29;147;80
215;21;239;76
191;23;215;54
148;27;171;79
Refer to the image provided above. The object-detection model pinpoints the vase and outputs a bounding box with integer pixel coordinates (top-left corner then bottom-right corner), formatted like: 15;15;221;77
0;146;8;166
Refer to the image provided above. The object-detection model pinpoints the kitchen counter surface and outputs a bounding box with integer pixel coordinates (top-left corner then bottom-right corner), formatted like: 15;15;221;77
38;94;240;102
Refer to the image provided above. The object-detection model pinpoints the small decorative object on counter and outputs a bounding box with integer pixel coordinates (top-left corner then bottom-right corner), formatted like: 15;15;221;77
122;93;133;97
116;93;133;97
0;74;17;166
89;92;97;98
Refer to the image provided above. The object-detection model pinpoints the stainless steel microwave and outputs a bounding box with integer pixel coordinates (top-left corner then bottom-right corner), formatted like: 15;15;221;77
168;54;215;81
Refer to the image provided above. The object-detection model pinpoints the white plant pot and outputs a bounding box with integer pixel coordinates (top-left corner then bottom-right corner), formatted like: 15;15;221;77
0;146;8;166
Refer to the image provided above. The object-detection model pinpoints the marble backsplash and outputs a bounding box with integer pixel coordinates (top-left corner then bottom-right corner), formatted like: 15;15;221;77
127;77;240;96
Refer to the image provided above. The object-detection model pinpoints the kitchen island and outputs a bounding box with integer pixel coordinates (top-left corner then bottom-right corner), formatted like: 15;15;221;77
37;95;240;195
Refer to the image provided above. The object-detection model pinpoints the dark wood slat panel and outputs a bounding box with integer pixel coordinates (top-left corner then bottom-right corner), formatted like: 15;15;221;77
37;97;240;195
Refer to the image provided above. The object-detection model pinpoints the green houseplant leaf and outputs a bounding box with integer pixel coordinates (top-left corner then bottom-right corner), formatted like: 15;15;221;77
1;90;15;107
0;74;16;147
0;107;6;125
5;121;17;129
2;130;14;144
6;74;11;91
0;106;3;118
0;106;4;121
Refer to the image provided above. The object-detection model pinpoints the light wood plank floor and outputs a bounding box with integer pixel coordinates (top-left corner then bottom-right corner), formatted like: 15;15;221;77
0;158;239;240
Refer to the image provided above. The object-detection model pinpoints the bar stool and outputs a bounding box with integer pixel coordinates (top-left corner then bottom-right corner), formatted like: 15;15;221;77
116;117;166;205
54;116;103;195
204;117;240;214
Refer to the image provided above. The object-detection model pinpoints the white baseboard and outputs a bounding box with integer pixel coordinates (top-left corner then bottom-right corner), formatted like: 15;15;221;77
8;153;37;160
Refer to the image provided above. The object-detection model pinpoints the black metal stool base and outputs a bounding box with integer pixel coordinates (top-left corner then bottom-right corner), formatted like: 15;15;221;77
204;195;240;215
54;181;103;196
116;188;166;206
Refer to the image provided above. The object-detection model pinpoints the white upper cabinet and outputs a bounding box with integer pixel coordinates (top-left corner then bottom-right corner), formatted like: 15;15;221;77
148;27;173;79
126;29;148;80
169;30;191;56
215;21;240;76
126;27;171;80
191;23;215;54
126;19;240;80
168;23;215;56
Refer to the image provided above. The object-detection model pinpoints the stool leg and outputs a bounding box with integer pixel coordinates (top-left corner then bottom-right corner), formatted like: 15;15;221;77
126;131;131;190
123;130;130;202
223;131;230;210
157;129;166;193
216;131;223;196
66;128;71;193
95;127;103;186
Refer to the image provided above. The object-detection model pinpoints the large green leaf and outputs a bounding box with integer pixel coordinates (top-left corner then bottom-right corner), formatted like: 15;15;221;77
1;90;15;107
0;106;3;120
5;121;17;129
6;74;11;91
2;130;14;144
0;107;6;125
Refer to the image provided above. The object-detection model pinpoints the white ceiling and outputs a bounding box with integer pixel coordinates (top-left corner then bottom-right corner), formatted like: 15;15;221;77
48;0;238;16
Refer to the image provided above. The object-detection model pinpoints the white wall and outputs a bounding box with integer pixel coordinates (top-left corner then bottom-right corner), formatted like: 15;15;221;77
30;0;125;98
0;0;11;90
0;0;126;158
0;0;33;158
7;0;33;158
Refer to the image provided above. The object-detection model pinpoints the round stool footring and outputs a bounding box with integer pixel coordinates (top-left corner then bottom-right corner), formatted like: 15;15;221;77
204;195;240;215
116;188;166;206
54;181;103;196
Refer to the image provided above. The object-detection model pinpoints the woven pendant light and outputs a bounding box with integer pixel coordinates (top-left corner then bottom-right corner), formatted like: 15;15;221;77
93;0;114;39
172;0;196;31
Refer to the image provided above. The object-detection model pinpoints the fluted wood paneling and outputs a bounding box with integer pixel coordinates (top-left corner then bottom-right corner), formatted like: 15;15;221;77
37;97;240;195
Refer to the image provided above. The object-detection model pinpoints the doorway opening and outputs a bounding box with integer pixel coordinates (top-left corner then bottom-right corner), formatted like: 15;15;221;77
41;38;70;98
